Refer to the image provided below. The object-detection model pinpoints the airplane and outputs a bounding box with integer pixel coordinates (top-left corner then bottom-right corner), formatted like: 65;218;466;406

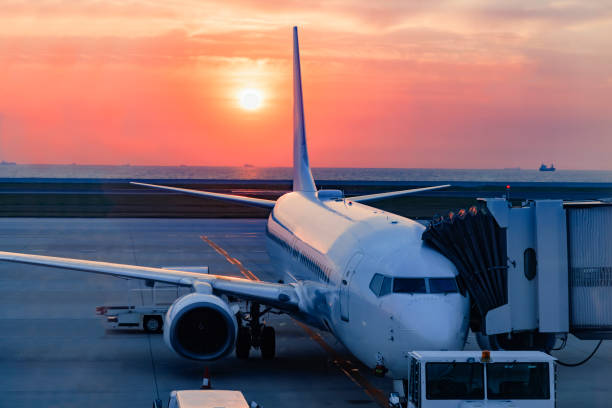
0;27;469;383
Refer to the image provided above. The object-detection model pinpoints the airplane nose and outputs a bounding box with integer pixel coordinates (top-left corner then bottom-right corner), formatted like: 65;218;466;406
401;295;469;350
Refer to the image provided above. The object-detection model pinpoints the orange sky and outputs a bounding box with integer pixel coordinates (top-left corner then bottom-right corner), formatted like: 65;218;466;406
1;1;611;169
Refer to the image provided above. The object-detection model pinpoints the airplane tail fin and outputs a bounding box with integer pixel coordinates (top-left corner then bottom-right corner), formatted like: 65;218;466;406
292;27;317;193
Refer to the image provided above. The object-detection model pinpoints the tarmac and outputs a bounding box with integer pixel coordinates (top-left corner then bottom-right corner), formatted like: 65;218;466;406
0;218;611;407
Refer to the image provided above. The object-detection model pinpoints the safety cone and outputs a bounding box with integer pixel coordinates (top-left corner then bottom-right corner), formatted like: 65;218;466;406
201;367;212;389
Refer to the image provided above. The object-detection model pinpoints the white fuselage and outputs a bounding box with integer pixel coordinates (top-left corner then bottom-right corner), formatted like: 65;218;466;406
265;191;470;377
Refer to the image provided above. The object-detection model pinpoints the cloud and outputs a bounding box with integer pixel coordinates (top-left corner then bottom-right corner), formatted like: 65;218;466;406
473;1;612;25
1;0;178;18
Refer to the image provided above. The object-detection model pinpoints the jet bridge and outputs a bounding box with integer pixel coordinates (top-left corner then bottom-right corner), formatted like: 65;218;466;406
422;197;612;350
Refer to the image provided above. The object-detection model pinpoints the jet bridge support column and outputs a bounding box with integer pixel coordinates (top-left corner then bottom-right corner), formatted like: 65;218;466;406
534;201;569;334
485;199;569;337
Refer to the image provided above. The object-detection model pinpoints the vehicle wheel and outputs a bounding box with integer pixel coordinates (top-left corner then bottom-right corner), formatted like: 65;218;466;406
261;326;275;360
144;316;163;333
236;327;251;359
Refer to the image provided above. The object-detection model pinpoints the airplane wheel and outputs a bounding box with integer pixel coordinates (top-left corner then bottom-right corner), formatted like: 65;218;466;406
261;326;275;360
143;316;162;333
236;327;251;359
475;331;499;350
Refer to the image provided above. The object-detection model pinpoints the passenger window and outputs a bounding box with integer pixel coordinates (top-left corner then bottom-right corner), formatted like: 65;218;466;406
393;278;426;294
428;278;458;294
524;248;537;280
380;276;392;296
409;358;421;407
369;274;384;296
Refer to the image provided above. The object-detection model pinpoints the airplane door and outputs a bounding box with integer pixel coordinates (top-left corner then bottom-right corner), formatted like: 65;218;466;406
339;252;363;322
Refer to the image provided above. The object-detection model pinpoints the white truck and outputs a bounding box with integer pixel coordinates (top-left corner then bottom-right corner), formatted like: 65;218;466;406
403;350;556;408
96;303;169;333
168;390;251;408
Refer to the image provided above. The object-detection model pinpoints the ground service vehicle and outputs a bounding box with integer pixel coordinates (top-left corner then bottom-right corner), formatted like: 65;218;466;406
168;390;250;408
406;351;556;408
96;282;193;333
96;304;169;333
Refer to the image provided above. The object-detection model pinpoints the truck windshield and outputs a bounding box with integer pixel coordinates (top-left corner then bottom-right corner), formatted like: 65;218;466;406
487;362;550;400
426;362;484;400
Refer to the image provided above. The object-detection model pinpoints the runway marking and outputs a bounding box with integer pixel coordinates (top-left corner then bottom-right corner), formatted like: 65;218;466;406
200;235;259;281
294;320;388;408
199;234;387;408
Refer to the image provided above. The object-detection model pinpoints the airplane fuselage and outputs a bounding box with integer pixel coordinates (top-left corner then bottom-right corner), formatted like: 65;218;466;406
265;191;470;376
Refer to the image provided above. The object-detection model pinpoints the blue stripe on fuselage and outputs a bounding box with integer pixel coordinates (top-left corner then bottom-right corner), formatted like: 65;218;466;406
266;211;332;284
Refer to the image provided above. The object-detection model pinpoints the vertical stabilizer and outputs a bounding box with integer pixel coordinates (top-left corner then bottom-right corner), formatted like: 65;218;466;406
292;27;317;193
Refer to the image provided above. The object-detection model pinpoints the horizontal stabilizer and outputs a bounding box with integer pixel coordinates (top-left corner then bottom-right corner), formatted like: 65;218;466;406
131;182;276;209
349;184;450;203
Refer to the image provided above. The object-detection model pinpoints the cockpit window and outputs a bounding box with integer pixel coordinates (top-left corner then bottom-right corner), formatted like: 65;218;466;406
429;278;458;294
369;273;384;296
393;278;427;294
380;276;393;296
369;274;393;297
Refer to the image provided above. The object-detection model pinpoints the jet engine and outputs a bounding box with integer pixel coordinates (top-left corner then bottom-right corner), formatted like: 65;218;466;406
163;292;237;360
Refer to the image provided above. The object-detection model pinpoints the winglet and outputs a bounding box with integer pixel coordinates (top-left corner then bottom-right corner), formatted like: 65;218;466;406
293;26;316;193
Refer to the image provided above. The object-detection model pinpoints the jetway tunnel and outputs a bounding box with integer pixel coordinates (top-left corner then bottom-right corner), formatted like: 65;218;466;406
422;197;612;350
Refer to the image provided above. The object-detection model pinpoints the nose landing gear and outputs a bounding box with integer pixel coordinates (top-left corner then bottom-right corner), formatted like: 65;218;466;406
235;302;276;360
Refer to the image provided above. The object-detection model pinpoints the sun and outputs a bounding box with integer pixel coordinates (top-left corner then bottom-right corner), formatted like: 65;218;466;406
238;89;263;110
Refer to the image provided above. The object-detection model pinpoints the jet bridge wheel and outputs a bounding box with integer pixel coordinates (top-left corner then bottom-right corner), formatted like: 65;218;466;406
261;326;276;360
236;327;251;359
476;331;556;353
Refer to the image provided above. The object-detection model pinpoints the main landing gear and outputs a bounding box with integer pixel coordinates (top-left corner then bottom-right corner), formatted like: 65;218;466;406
235;302;276;360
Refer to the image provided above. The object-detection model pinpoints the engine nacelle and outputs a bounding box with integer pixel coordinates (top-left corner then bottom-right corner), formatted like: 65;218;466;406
163;293;237;360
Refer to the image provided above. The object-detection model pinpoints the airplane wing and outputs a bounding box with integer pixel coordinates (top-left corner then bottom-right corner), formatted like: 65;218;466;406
348;184;450;203
0;251;300;311
131;182;276;209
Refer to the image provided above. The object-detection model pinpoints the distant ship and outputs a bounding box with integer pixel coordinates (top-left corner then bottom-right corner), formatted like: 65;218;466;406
0;160;16;165
243;164;255;168
539;163;556;172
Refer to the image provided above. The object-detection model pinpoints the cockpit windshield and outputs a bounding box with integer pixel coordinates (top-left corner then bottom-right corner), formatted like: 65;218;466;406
369;275;459;297
393;278;426;293
429;278;458;294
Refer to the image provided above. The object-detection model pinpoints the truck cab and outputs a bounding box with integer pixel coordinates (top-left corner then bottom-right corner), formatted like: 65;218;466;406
407;351;556;407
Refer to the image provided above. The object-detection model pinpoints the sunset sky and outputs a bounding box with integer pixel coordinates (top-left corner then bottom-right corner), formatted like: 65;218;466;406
0;1;611;169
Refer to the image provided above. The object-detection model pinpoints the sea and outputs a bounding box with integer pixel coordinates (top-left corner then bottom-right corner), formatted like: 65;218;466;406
0;164;611;184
